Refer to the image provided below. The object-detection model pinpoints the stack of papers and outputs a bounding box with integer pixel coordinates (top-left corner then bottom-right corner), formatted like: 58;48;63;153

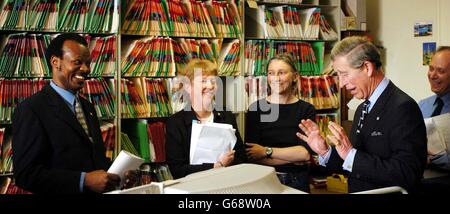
425;113;450;156
189;121;237;164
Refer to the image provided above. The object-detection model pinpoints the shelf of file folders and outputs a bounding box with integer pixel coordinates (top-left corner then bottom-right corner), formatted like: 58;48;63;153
119;0;243;76
245;74;339;109
0;0;119;33
121;0;242;39
1;124;31;193
1;119;28;194
120;35;242;77
117;78;172;171
245;3;339;41
120;119;170;170
117;66;180;165
0;127;12;176
244;39;326;76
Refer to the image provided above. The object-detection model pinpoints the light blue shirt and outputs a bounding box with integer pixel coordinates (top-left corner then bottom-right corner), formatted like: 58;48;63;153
418;92;450;118
418;92;450;170
319;78;390;172
50;81;76;113
50;81;86;192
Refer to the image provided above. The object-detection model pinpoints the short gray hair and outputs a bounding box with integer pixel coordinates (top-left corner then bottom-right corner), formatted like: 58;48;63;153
331;36;382;70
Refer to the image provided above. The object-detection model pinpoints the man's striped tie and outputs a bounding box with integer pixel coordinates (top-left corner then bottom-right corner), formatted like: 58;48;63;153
356;100;370;134
75;97;90;137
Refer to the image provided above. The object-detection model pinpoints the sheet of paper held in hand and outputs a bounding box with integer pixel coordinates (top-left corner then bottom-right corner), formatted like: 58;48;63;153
190;121;237;164
108;150;144;182
425;113;450;155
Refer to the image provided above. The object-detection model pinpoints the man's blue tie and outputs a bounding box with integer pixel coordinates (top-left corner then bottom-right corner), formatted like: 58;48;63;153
431;97;444;117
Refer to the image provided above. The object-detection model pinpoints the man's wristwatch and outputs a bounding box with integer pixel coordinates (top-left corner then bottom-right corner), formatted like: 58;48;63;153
265;147;273;158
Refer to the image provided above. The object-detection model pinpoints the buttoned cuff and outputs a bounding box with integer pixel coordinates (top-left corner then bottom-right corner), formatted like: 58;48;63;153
342;149;357;172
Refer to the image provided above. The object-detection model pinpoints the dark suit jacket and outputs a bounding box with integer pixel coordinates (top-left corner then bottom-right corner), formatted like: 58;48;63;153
326;82;427;193
12;84;110;194
165;108;247;179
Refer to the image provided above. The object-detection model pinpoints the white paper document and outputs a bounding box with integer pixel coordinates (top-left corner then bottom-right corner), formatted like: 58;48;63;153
108;150;144;182
425;113;450;156
189;121;237;164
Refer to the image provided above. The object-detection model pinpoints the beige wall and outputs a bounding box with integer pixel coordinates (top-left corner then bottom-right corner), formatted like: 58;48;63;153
367;0;450;101
439;0;450;45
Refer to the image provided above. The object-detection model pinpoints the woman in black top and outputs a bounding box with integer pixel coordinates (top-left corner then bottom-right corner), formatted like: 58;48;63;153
245;54;316;192
165;59;246;179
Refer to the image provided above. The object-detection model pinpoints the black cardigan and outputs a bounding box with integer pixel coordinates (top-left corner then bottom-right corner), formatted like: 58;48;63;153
165;108;247;179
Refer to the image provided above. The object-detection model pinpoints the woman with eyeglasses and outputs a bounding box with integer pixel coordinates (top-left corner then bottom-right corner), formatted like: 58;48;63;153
245;53;316;192
165;59;246;179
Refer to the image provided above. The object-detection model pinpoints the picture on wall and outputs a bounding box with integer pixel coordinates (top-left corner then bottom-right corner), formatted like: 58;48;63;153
423;42;436;66
414;21;433;37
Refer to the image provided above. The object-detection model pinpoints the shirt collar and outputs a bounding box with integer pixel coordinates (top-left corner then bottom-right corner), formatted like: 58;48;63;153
366;77;390;112
50;81;76;106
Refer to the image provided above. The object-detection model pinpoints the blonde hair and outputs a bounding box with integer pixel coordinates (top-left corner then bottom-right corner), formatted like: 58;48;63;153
179;59;218;81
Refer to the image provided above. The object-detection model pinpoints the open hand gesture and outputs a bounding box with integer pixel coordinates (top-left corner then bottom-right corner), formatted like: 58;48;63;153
296;119;329;156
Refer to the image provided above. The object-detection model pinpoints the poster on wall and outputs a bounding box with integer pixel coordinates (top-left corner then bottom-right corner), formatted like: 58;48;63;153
414;21;433;37
423;42;436;66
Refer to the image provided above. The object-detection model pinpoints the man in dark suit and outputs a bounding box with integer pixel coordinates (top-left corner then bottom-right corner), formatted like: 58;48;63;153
12;34;127;194
297;36;427;193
